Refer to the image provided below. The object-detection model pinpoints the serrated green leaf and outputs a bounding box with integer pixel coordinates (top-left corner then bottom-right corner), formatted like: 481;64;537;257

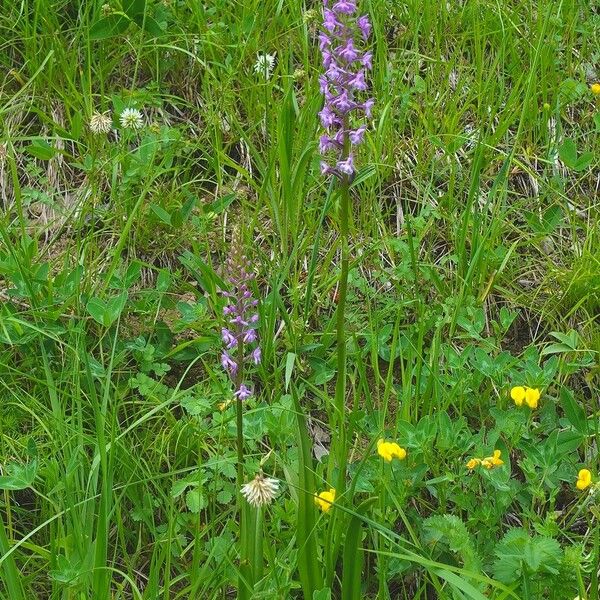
186;488;206;513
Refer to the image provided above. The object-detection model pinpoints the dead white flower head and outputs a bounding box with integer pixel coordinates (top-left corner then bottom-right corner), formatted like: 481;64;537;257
89;111;112;134
240;472;279;508
119;107;144;130
253;53;276;79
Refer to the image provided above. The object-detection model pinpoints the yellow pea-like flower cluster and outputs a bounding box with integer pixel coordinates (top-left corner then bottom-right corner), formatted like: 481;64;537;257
510;386;541;409
376;439;407;462
467;449;504;470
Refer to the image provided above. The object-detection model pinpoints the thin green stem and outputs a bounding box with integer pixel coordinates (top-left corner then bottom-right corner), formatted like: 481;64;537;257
334;176;350;497
235;340;245;494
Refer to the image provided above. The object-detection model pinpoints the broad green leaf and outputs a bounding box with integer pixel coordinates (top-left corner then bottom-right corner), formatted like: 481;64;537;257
26;139;57;160
558;139;577;168
123;0;146;17
574;151;593;172
150;203;172;225
89;14;130;39
559;387;587;434
0;459;38;490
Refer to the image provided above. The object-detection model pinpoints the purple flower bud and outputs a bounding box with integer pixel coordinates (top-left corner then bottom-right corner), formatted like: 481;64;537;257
221;352;237;374
251;347;261;364
361;51;373;70
318;33;331;50
337;154;355;174
243;329;257;344
357;15;371;40
320;161;334;175
348;70;367;90
363;98;374;117
234;384;252;401
222;328;237;348
323;8;339;32
349;125;366;145
319;75;329;94
338;39;359;63
332;90;353;112
333;0;357;14
319;105;337;128
231;315;249;326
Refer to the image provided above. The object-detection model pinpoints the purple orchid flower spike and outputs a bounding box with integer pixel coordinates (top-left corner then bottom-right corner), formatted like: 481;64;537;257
220;233;260;402
318;1;374;180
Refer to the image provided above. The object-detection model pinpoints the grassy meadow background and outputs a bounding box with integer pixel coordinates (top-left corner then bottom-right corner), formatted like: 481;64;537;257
0;0;599;598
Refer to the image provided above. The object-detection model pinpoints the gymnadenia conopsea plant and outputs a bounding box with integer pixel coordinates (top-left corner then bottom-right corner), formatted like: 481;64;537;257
219;232;262;598
319;0;373;511
298;0;374;598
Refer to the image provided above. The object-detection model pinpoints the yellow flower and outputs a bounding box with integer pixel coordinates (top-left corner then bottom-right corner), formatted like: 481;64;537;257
511;386;541;409
481;450;504;469
315;488;336;512
591;83;600;96
377;439;407;462
576;469;592;491
466;458;481;470
525;387;541;409
510;386;526;406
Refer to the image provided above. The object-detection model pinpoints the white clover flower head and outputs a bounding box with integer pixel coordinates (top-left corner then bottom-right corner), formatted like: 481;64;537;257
240;472;279;508
119;107;144;130
89;111;112;134
253;53;276;79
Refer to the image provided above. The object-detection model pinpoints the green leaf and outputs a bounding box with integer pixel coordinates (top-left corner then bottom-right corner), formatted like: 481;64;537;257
180;395;210;416
435;570;489;600
573;151;593;172
25;138;57;160
523;537;561;575
123;0;146;17
558;139;577;167
492;528;562;585
86;292;127;327
285;352;295;392
342;498;377;600
0;458;38;490
150;203;172;225
423;514;482;577
89;14;130;39
559;387;587;434
204;193;236;215
540;342;575;356
144;16;165;37
291;384;324;597
185;488;207;513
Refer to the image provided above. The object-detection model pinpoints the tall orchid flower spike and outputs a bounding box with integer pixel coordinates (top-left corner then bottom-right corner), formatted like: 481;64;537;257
318;0;373;179
220;237;260;402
